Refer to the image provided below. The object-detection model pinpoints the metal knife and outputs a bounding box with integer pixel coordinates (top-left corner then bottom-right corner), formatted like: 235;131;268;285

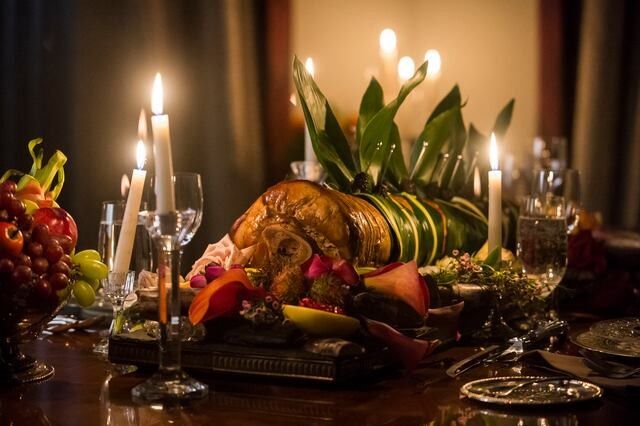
446;320;568;378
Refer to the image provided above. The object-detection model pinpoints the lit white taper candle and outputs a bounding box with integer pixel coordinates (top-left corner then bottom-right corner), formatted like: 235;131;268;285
303;57;317;162
379;28;398;98
113;135;147;273
488;133;502;258
150;73;176;213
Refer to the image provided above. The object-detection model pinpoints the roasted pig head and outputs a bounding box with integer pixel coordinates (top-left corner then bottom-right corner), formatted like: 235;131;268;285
230;180;392;267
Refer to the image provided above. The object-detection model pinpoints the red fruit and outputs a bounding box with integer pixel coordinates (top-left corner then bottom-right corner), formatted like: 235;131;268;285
11;265;32;285
0;192;14;210
60;254;72;266
44;241;64;263
0;181;17;193
34;278;52;299
32;257;49;274
32;208;78;248
32;224;50;245
0;210;8;222
0;258;15;277
52;235;73;254
15;253;32;268
18;214;34;231
7;198;26;217
0;222;23;256
50;260;70;275
27;242;44;257
49;272;69;290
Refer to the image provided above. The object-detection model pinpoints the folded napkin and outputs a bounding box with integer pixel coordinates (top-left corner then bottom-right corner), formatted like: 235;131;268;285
521;350;640;394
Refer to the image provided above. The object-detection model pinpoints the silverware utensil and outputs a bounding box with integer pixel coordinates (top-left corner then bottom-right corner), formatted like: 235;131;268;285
483;376;568;397
579;349;640;378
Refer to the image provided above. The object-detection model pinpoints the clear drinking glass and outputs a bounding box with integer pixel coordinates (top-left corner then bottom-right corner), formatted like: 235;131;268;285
98;200;153;274
145;173;204;247
517;195;568;298
532;169;581;234
98;201;126;272
103;271;137;336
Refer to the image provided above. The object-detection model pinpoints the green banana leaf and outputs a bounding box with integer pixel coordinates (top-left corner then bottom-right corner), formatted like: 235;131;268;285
409;107;462;189
384;123;408;188
440;109;467;189
356;78;384;147
359;61;427;186
437;199;487;255
492;99;515;138
293;57;356;189
424;84;462;126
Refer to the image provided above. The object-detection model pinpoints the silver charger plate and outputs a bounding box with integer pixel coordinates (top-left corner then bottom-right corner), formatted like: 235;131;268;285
460;376;602;406
573;319;640;359
590;317;640;343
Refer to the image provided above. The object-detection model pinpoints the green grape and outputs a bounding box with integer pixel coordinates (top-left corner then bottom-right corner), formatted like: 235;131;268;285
57;286;71;300
78;259;108;280
72;280;96;307
87;278;101;290
72;249;101;264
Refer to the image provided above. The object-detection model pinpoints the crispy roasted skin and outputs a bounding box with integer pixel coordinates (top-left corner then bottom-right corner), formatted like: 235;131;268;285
230;180;392;266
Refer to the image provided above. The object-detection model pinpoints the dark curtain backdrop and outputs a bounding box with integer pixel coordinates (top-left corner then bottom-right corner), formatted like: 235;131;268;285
0;0;270;270
539;0;640;229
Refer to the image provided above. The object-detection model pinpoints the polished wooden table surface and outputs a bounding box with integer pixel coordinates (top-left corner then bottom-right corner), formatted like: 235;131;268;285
1;329;639;426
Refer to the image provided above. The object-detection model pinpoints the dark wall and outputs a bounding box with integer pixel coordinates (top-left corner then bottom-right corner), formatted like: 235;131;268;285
0;0;262;269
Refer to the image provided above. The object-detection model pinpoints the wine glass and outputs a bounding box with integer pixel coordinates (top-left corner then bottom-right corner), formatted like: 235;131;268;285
103;271;137;337
517;195;568;299
173;173;204;246
145;173;203;247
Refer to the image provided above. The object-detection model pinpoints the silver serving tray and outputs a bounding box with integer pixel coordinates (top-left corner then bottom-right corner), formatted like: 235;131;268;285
460;376;602;406
573;318;640;359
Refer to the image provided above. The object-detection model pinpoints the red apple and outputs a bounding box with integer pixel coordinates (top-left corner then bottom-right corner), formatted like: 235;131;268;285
32;208;78;247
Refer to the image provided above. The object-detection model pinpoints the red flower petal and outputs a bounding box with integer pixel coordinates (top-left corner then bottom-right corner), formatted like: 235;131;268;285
365;319;439;370
331;259;359;285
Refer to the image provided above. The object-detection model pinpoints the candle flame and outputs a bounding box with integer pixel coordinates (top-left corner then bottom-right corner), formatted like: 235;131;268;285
138;109;148;141
489;132;499;170
136;140;146;169
379;28;397;53
397;56;415;82
121;174;130;199
151;73;164;115
424;49;441;79
304;57;315;77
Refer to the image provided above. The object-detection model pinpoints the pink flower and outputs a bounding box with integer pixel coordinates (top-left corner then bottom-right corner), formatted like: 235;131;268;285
302;254;359;285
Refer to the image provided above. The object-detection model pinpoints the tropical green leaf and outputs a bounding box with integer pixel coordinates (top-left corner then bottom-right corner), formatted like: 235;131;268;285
384;123;408;188
492;99;515;138
356;78;384;147
360;61;427;186
293;57;356;188
425;85;462;125
483;245;501;268
410;107;461;188
440;108;466;188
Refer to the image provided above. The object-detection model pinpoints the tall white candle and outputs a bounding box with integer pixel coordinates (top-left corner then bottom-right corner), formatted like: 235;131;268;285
488;133;502;258
150;73;176;213
379;28;398;99
303;57;317;162
113;139;147;273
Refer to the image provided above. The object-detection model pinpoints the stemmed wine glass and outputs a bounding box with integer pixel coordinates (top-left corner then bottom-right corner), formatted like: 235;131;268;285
532;169;580;234
131;173;207;403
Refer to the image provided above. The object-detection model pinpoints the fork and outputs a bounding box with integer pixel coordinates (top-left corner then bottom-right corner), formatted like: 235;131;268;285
484;376;568;397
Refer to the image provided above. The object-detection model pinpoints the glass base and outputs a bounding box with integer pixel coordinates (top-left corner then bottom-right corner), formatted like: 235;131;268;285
0;344;55;384
131;369;208;404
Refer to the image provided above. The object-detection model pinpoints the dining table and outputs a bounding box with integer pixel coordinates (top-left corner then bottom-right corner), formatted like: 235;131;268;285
1;317;638;426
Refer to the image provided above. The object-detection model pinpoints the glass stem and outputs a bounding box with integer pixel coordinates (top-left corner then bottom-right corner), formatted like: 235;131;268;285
157;246;182;373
